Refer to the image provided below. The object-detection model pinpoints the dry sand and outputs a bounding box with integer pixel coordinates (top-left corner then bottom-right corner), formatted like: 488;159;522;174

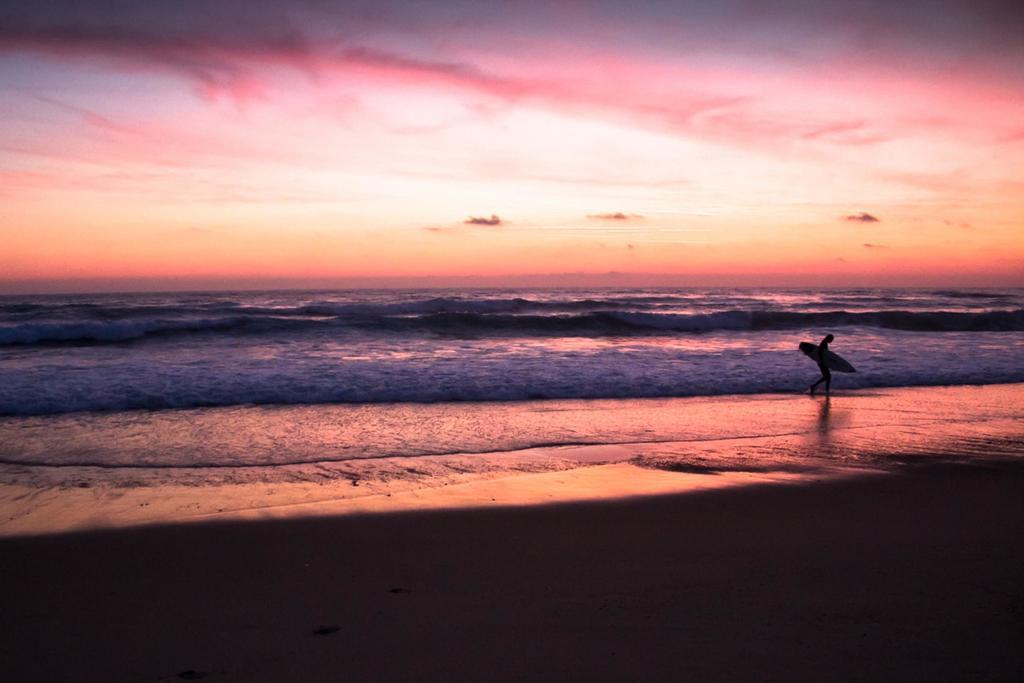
2;462;1022;681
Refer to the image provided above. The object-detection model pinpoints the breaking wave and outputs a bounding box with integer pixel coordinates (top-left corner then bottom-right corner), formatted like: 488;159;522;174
2;307;1022;346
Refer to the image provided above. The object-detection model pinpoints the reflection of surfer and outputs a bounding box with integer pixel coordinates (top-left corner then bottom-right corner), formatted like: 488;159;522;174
809;334;835;396
817;395;831;434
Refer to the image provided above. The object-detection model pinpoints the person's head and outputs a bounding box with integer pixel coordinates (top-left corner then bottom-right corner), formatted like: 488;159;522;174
824;334;834;343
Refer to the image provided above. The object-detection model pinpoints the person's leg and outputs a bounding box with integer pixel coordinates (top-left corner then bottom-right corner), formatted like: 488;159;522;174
810;373;825;394
824;369;832;395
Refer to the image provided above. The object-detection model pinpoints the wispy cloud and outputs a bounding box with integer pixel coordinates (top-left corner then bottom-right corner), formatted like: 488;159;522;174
844;212;880;223
587;212;643;220
0;12;488;105
2;0;1021;155
465;214;502;226
0;3;965;152
862;242;887;248
801;120;890;146
424;215;504;234
423;225;461;235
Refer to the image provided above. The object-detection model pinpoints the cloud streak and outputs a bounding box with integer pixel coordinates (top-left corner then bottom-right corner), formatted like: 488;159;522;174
465;215;503;226
587;212;643;220
5;0;1019;150
844;212;880;223
0;23;493;104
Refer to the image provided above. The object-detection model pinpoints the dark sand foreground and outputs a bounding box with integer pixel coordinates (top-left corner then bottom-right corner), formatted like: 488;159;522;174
2;463;1022;681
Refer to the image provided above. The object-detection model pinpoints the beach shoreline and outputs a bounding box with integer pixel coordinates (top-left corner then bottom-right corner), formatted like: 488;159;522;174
2;383;1023;537
1;384;1022;679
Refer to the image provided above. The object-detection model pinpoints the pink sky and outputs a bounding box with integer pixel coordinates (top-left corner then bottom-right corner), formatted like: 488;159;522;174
1;0;1022;291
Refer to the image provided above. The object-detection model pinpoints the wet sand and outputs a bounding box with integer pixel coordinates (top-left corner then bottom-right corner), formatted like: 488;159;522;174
2;462;1023;681
3;383;1024;537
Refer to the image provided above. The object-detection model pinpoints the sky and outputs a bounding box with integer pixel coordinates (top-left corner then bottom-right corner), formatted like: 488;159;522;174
1;0;1022;292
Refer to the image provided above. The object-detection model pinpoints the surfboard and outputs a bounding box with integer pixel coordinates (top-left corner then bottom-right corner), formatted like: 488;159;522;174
799;341;856;373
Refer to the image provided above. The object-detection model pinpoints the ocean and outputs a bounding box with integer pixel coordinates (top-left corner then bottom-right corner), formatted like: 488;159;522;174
1;287;1023;494
2;287;1023;415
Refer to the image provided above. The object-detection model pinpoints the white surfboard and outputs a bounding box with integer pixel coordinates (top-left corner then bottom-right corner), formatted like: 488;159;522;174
799;341;856;373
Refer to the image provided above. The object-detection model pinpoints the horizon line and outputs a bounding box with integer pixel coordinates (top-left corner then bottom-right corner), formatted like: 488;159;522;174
2;272;1022;296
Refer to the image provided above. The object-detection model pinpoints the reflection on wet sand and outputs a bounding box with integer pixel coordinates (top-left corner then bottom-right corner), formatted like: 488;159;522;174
817;396;832;436
0;384;1022;535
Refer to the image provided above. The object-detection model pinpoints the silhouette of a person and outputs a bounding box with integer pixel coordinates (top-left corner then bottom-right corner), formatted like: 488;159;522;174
809;333;835;396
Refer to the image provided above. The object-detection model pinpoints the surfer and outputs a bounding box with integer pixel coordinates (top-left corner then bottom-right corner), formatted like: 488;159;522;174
809;333;835;396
